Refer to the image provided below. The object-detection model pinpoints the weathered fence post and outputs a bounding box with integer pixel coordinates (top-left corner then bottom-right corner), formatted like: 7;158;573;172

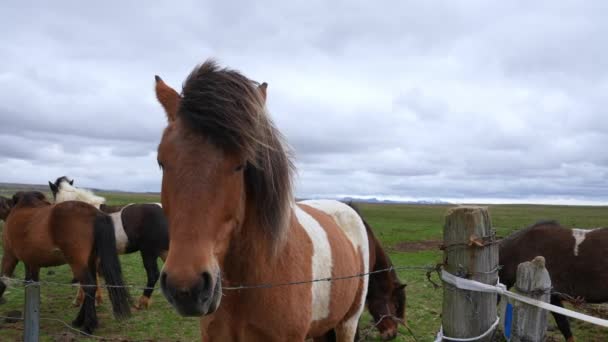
24;281;40;342
502;256;551;342
442;206;499;341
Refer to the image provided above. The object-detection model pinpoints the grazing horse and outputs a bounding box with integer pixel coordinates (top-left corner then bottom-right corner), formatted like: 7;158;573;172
0;191;130;334
0;196;12;220
499;220;608;342
49;176;106;208
311;201;407;341
154;60;369;341
50;178;169;309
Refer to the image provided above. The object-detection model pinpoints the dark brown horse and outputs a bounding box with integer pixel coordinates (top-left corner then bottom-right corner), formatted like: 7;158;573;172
0;191;131;334
499;220;608;342
318;202;406;341
50;177;169;309
154;61;369;341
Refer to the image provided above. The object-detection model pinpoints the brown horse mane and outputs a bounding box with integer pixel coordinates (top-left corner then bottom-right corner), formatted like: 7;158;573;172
12;191;51;207
178;60;294;244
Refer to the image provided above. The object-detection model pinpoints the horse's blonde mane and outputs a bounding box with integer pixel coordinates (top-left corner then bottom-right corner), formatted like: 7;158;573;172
55;181;106;208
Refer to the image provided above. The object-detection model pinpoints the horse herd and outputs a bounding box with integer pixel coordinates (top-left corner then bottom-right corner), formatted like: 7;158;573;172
0;59;606;341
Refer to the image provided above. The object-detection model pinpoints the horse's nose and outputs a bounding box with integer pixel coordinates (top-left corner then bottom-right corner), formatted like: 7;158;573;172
160;270;220;317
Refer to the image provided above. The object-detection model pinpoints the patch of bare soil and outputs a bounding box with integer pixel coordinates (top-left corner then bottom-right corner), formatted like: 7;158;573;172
393;240;441;252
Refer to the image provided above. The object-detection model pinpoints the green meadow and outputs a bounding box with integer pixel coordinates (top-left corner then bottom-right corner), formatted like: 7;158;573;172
0;190;607;341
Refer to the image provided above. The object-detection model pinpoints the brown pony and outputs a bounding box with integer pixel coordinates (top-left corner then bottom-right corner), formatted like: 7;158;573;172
0;191;131;334
317;202;406;341
499;220;608;342
154;60;369;341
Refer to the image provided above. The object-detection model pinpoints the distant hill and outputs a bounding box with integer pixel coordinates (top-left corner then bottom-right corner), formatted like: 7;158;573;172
339;196;451;205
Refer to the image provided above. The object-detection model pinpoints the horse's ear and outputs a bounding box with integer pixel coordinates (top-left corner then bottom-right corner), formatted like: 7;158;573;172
48;181;58;193
396;283;407;290
258;82;268;103
155;75;180;122
69;179;74;186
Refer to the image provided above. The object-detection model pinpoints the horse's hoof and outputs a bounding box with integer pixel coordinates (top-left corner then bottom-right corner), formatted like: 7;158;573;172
0;297;6;305
134;296;151;310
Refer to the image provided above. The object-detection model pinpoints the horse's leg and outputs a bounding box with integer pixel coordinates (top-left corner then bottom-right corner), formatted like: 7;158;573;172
73;263;98;334
0;252;19;302
551;294;574;342
334;319;359;342
135;251;160;309
95;271;103;306
73;286;85;307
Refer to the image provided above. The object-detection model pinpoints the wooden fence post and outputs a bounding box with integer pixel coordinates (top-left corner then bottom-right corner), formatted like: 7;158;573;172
506;256;552;341
24;282;40;342
442;206;499;341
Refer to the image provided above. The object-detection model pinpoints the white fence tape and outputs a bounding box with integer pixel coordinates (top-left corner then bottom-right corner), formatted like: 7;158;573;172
434;317;500;342
440;269;608;328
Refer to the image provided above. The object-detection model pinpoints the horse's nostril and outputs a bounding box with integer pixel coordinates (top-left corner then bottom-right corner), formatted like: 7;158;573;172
201;272;212;289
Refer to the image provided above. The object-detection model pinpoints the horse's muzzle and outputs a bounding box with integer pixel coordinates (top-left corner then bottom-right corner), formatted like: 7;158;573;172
160;270;222;317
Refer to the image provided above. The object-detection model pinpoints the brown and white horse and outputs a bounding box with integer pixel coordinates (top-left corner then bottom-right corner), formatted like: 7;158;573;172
311;201;407;341
0;191;131;334
154;60;369;341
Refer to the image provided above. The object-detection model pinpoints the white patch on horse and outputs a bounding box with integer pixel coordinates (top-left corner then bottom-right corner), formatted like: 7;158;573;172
111;205;132;254
299;200;370;334
572;228;597;256
55;181;106;209
153;203;162;207
294;205;333;322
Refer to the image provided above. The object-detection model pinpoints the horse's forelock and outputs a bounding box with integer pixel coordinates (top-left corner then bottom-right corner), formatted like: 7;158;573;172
178;59;294;246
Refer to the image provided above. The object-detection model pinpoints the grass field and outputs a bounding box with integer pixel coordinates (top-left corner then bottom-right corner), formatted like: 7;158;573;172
0;190;607;341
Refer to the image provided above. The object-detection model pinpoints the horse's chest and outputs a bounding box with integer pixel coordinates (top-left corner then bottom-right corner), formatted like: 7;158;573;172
110;211;129;254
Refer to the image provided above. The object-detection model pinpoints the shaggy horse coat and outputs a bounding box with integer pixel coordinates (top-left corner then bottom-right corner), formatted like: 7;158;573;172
154;61;369;341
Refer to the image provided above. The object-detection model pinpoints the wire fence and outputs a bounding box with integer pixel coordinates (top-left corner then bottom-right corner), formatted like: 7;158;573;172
0;263;437;341
2;262;606;341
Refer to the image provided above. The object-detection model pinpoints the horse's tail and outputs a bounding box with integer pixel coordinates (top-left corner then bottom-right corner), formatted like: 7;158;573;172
93;213;131;320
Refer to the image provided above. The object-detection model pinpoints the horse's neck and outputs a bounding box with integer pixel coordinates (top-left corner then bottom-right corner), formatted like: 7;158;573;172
222;210;291;284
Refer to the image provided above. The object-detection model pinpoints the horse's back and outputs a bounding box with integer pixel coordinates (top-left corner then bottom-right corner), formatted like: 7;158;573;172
298;200;369;260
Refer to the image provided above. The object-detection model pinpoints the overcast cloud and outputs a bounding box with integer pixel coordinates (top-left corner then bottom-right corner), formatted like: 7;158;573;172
1;1;607;204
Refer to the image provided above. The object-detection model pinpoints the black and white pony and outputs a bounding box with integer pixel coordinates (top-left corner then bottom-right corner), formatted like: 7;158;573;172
49;176;169;309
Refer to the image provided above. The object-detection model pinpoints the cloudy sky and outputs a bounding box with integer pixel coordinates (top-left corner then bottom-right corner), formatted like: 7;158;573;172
1;1;607;204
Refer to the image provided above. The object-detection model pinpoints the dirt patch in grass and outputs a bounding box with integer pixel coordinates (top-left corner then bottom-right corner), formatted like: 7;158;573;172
393;240;441;253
